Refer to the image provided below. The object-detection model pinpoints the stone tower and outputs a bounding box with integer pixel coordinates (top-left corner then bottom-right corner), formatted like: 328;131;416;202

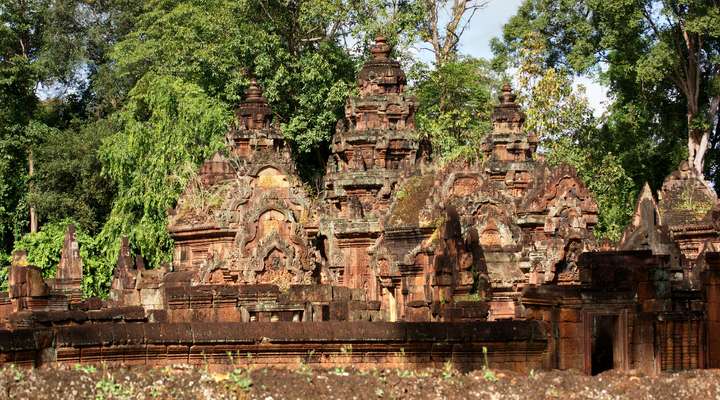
167;80;315;287
481;83;539;197
320;36;419;291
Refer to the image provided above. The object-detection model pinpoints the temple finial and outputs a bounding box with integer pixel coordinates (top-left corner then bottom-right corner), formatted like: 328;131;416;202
499;83;517;105
371;36;391;60
243;79;266;103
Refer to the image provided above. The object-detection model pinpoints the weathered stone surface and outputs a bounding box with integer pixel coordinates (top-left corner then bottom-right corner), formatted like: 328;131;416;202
4;35;720;377
54;225;83;303
9;263;48;300
166;79;318;295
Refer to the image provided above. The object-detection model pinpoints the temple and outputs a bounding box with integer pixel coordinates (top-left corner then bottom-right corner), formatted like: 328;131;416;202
2;37;720;375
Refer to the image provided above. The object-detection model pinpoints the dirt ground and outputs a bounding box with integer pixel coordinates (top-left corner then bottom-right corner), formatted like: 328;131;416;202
0;364;718;399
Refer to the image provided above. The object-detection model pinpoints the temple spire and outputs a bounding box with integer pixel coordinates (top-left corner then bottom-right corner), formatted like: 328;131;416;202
235;78;272;130
227;78;286;159
357;36;406;96
491;83;526;134
371;36;391;60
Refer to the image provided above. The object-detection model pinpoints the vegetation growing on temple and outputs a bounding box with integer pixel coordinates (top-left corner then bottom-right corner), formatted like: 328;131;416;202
1;0;718;297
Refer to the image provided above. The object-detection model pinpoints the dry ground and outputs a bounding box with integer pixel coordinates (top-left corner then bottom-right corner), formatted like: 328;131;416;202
0;363;718;399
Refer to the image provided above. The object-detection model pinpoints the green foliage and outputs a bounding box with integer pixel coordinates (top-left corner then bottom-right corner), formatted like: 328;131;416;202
98;73;230;274
29;119;116;234
413;57;496;160
514;32;595;143
11;219;107;297
107;0;356;154
494;0;720;182
227;369;253;392
74;364;98;374
95;375;132;400
547;138;636;241
502;28;636;240
480;346;497;381
0;7;37;256
441;359;455;380
12;219;68;279
0;0;142;266
0;133;29;256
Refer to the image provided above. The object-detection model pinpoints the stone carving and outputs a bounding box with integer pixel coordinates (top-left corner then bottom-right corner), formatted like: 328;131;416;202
168;80;316;284
6;34;720;377
54;224;83;302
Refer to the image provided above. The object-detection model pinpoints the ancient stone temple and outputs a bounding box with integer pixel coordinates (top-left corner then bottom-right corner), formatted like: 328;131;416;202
366;82;598;323
320;36;420;295
166;79;317;289
3;37;720;376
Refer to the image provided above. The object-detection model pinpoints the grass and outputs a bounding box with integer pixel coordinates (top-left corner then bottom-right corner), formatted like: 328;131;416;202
227;368;253;391
482;346;497;382
95;375;132;400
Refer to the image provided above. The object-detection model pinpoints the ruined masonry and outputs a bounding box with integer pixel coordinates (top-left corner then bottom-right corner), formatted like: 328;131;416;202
3;37;720;375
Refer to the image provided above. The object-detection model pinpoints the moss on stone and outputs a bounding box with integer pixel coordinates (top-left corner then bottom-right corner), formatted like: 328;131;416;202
387;174;436;227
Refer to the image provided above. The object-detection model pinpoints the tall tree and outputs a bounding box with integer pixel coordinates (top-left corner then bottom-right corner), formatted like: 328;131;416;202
106;0;356;168
413;56;496;159
418;0;488;67
0;0;48;250
494;0;720;178
404;0;497;160
98;73;230;272
501;30;636;240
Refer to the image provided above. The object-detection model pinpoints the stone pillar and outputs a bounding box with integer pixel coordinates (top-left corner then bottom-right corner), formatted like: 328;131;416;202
109;237;140;306
703;251;720;368
54;224;83;303
8;251;49;312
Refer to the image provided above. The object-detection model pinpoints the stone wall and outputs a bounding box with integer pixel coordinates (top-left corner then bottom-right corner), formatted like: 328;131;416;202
0;321;548;372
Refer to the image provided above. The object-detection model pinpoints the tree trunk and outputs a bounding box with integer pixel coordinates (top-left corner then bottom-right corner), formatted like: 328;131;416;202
28;149;37;233
690;126;708;176
692;96;720;176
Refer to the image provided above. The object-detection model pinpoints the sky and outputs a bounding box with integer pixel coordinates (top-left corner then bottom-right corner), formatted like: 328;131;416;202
420;0;610;115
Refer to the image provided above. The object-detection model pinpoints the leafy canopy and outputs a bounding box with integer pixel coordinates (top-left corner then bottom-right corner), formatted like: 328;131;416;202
413;57;496;160
97;73;230;273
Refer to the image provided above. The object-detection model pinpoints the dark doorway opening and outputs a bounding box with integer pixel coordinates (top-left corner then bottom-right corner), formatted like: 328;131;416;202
591;315;618;375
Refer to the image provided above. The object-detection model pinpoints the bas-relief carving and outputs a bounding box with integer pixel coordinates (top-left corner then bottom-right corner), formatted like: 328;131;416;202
5;35;720;375
166;79;318;290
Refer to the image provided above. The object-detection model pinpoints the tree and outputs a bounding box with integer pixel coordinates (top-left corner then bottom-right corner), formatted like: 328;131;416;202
498;30;637;240
418;0;489;67
97;74;230;273
0;0;142;257
0;0;48;251
413;57;496;160
630;1;720;175
105;0;357;155
546;138;636;241
29;118;116;234
513;32;595;144
493;0;720;178
386;0;496;160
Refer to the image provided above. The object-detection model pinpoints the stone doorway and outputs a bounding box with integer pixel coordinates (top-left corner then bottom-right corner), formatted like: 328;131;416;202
591;315;617;375
382;286;397;322
585;311;628;375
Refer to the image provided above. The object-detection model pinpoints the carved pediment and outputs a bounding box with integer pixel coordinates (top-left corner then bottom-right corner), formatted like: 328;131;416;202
619;183;673;253
472;203;521;250
658;161;717;227
519;165;598;236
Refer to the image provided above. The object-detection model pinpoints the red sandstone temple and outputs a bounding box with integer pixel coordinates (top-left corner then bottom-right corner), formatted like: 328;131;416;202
3;37;720;375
